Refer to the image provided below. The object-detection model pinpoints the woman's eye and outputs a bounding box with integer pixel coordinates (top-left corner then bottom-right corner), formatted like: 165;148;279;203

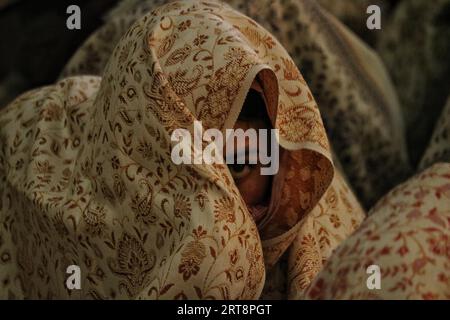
228;164;252;179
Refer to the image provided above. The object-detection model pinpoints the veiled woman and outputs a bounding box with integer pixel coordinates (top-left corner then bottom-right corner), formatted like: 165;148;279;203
0;0;365;299
62;0;412;209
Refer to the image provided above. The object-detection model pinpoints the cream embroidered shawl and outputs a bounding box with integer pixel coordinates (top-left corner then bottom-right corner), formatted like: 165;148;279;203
0;0;364;299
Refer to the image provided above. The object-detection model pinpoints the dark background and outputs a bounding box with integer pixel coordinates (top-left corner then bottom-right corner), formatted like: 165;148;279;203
0;0;118;107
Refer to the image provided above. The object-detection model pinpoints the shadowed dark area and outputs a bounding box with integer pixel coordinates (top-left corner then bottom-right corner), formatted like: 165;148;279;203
0;0;118;107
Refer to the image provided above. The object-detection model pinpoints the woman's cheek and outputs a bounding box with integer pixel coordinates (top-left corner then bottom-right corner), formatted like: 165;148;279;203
235;168;271;206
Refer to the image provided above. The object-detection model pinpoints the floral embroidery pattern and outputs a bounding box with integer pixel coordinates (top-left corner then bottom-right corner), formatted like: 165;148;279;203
306;163;450;300
0;0;367;300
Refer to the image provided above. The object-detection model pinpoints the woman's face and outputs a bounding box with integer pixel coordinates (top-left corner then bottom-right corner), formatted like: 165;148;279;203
225;118;272;214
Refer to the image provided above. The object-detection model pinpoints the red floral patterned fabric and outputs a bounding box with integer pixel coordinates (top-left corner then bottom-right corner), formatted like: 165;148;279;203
306;163;450;300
